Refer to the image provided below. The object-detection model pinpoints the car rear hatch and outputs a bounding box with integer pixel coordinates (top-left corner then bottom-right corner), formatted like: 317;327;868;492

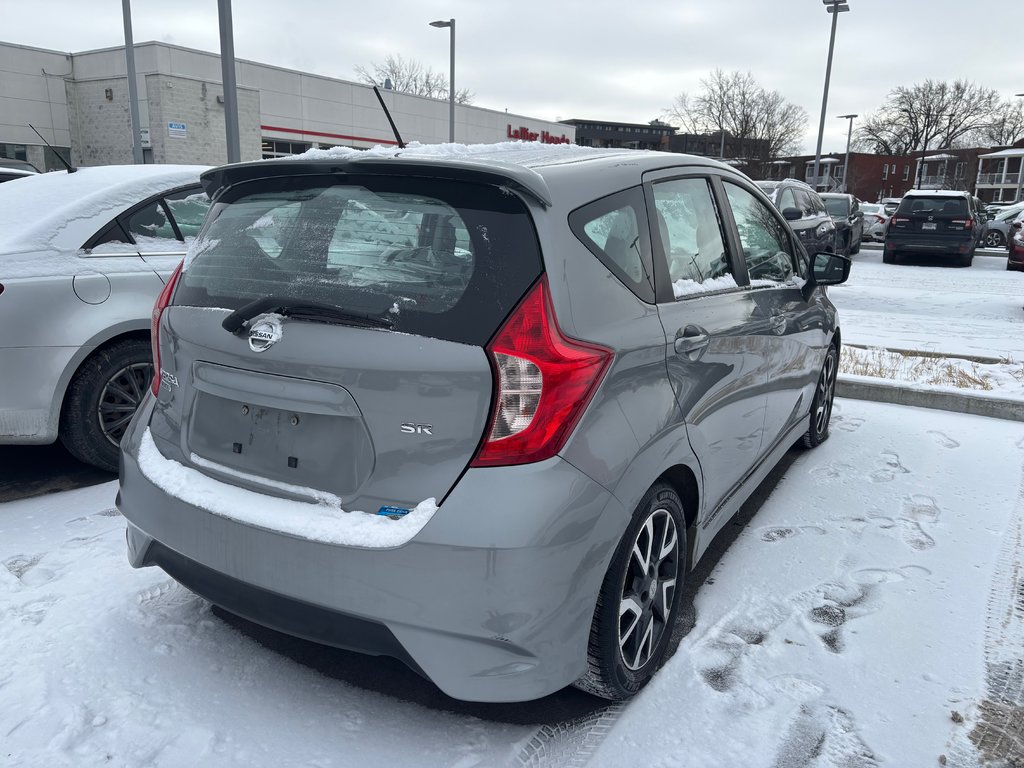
889;196;974;240
148;165;544;514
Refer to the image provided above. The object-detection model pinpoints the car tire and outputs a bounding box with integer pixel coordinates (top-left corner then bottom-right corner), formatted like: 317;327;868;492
575;482;687;701
60;338;154;472
850;236;861;255
983;231;1005;249
882;251;897;264
801;345;838;449
959;249;975;268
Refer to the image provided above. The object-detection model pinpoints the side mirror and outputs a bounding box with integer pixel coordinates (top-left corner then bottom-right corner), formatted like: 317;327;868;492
782;207;802;221
802;251;851;301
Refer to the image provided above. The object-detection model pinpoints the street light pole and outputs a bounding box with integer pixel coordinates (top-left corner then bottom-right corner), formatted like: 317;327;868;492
812;0;850;191
1015;93;1024;202
838;113;857;193
430;19;456;143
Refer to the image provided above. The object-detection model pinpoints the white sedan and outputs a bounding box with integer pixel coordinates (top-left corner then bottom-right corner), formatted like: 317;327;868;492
0;164;209;470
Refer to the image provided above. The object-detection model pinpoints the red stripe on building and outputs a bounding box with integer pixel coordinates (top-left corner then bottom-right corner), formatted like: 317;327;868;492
261;124;399;146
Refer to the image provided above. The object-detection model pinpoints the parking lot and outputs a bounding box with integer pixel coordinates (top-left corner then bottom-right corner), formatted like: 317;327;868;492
2;242;1023;767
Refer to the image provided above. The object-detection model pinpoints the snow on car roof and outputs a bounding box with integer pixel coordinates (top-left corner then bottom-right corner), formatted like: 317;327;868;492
902;189;970;198
0;164;208;254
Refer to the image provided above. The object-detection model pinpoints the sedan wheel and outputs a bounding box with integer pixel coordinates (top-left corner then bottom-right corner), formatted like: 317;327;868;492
984;231;1005;249
60;338;153;472
575;483;686;700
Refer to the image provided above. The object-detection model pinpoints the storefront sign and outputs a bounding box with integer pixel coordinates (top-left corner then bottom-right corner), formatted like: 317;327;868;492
167;121;187;139
506;125;571;145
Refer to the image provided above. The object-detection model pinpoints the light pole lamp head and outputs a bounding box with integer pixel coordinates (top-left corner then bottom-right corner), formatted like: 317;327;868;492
430;19;453;28
824;1;850;12
837;113;858;120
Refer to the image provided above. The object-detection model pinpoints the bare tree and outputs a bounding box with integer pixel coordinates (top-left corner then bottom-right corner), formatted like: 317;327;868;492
856;79;1001;154
968;99;1024;147
354;55;474;104
665;70;808;158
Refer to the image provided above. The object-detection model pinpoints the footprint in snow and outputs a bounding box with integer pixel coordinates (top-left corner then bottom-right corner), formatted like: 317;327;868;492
897;519;935;551
772;704;879;768
868;451;910;483
760;526;826;543
810;461;855;481
904;494;941;524
927;430;960;449
833;415;865;433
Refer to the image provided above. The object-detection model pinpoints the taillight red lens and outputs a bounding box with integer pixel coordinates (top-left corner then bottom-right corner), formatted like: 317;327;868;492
151;261;183;396
470;277;612;467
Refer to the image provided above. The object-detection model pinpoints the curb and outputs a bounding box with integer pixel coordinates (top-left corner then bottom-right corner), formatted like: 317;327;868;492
837;375;1024;422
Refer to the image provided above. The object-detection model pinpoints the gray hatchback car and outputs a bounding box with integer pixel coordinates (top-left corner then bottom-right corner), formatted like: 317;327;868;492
117;143;850;703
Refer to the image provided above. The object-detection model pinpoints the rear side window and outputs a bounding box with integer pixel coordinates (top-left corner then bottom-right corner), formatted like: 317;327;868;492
898;197;968;216
568;187;654;303
175;176;542;346
823;197;849;217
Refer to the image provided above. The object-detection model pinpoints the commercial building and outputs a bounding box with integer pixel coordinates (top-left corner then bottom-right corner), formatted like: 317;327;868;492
0;40;573;170
563;119;675;151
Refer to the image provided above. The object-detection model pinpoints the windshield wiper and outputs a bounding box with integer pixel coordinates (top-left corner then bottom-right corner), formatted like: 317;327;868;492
222;296;392;334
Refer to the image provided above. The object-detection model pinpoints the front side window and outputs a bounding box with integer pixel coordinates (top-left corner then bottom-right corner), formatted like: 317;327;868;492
823;197;850;217
650;177;731;298
723;183;796;284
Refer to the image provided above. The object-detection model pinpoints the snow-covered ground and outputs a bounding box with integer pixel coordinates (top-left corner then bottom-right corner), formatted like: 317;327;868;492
833;247;1024;362
3;235;1024;768
2;399;1023;767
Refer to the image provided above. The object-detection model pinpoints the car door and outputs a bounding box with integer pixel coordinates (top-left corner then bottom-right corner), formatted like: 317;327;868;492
720;181;829;451
644;170;770;532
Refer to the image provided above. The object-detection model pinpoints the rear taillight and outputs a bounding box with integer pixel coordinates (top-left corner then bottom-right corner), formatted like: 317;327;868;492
151;261;184;396
470;277;612;467
0;283;4;297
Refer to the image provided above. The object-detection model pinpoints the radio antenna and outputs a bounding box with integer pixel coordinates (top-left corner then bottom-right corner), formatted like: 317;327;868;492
372;86;406;149
28;124;76;173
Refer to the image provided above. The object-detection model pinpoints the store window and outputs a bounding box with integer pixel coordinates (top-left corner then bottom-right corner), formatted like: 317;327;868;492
261;139;312;159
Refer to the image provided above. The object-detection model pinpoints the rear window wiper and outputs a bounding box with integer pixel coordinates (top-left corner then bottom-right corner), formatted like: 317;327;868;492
222;296;392;334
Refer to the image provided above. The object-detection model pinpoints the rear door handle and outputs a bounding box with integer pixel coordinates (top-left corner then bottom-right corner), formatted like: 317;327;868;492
674;326;710;356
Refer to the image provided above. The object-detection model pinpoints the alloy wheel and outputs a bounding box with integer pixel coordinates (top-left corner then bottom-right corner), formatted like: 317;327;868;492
814;349;837;436
97;362;153;446
618;508;680;671
984;231;1004;248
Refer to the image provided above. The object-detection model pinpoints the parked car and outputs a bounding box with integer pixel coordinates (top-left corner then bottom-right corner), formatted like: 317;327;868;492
820;192;863;256
1008;211;1024;271
118;144;851;704
754;179;837;256
0;157;40;184
883;189;983;267
980;202;1024;249
0;164;209;471
880;197;902;216
860;203;889;242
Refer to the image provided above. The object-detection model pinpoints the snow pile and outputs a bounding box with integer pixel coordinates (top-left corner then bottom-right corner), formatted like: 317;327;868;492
136;429;438;548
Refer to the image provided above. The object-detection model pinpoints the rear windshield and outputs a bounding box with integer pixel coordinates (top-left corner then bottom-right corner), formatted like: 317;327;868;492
822;197;849;216
897;197;968;216
175;175;542;346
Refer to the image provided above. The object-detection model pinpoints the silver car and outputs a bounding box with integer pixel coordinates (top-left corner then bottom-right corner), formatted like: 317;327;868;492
0;164;209;470
118;145;849;703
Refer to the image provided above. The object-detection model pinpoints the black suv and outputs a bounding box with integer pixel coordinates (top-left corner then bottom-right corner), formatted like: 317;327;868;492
883;190;983;267
755;179;837;256
819;193;863;257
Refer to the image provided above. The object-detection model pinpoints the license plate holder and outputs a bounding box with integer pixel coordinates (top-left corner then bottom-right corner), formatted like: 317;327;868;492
922;222;937;231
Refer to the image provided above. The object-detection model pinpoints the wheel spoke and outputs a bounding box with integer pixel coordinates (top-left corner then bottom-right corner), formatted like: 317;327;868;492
631;518;654;574
619;595;644;662
655;577;677;621
657;512;678;561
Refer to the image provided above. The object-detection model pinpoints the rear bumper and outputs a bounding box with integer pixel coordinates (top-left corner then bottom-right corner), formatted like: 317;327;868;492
884;233;976;255
118;397;628;702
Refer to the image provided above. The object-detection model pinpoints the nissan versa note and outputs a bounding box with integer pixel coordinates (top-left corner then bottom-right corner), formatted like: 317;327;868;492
117;143;850;703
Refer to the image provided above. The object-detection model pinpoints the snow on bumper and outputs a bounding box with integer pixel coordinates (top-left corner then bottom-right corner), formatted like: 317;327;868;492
117;398;625;702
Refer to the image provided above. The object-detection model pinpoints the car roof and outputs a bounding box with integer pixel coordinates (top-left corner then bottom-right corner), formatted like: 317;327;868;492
819;192;852;199
0;158;40;173
0;164;208;253
902;189;970;198
202;142;738;213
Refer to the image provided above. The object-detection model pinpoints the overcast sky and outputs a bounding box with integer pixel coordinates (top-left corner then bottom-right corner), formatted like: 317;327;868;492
6;1;1021;154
